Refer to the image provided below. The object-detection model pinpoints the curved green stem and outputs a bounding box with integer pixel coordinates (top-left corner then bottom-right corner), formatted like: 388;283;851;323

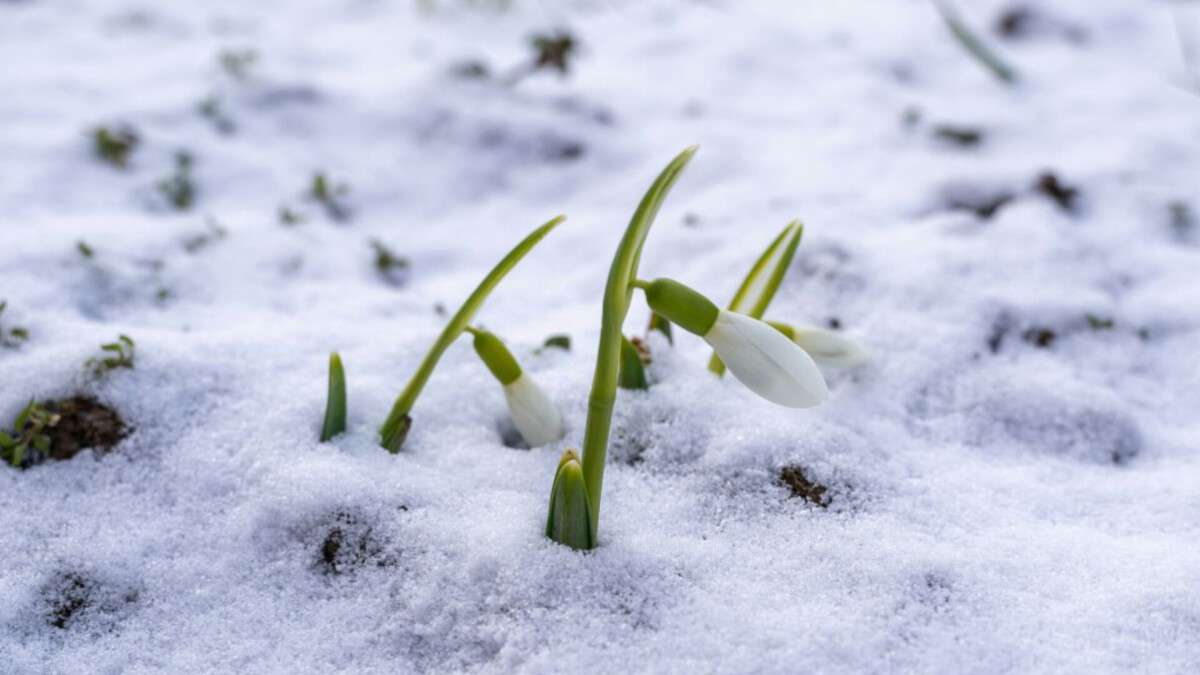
574;146;697;542
379;215;566;451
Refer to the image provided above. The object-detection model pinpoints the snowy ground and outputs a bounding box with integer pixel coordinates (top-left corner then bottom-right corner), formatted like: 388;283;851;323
2;0;1199;672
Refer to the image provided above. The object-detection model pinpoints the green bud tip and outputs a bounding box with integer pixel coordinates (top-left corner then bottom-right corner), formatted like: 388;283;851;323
640;278;719;336
471;329;522;386
546;450;594;550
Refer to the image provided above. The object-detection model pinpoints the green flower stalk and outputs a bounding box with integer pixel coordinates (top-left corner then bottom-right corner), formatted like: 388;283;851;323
320;352;347;442
544;149;835;550
545;146;697;550
708;220;803;375
468;327;564;447
379;215;566;452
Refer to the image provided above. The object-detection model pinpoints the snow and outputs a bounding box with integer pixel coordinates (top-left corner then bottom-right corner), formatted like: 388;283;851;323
2;0;1199;672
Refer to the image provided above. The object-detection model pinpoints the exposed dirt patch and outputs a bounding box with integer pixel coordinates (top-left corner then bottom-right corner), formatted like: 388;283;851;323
39;570;139;631
4;396;129;469
315;510;397;575
778;465;830;507
42;396;128;461
1021;327;1057;349
1034;171;1080;214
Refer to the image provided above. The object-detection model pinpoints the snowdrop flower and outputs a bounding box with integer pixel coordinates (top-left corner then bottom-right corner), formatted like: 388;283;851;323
639;278;828;408
769;322;870;369
470;328;564;446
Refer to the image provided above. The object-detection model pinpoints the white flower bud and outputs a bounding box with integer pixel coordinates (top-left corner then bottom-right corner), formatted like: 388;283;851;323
503;373;565;446
792;326;870;369
703;311;828;408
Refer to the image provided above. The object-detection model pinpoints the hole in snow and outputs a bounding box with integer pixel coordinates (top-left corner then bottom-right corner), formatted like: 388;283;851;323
497;418;529;450
313;509;399;576
37;569;139;632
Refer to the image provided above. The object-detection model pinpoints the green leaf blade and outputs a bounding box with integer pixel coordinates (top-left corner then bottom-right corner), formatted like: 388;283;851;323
545;451;594;550
379;215;566;451
708;220;803;375
578;146;697;541
617;335;648;390
321;352;348;442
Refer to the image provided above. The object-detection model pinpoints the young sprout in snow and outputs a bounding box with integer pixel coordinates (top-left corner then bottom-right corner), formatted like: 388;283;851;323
546;147;695;550
545;449;592;549
932;0;1018;84
505;29;577;86
92;125;139;168
308;172;352;222
371;239;411;287
708;220;803;376
279;206;306;226
617;335;648;390
767;322;870;369
0;401;58;469
546;147;840;550
157;151;197;211
378;215;565;452
77;241;95;259
647;312;673;344
539;334;571;352
320;352;347;442
467;327;564;447
86;334;135;377
197;96;236;135
705;222;869;374
0;301;30;349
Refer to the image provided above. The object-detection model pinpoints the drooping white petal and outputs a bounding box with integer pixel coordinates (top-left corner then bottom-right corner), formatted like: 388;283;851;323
503;373;564;446
792;326;870;368
704;311;828;408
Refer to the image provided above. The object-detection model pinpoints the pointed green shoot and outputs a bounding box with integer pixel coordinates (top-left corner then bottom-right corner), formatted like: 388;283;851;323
932;0;1018;84
545;450;593;550
708;220;803;375
549;146;696;549
379;215;566;452
647;312;673;344
320;352;347;442
618;335;648;390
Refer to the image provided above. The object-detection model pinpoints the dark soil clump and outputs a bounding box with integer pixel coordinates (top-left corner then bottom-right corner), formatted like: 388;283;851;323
315;511;395;575
1034;171;1080;214
1021;327;1057;348
778;465;830;507
41;396;128;461
40;570;139;631
47;573;92;630
3;396;129;469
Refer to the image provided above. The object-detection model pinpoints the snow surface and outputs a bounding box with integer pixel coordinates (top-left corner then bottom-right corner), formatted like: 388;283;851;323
2;0;1199;673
